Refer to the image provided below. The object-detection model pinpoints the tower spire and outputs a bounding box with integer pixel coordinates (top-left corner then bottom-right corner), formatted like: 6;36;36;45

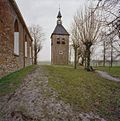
57;11;62;18
57;8;62;24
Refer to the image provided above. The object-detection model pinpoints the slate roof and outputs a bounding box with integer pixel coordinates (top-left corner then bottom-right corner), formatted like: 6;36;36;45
52;24;69;36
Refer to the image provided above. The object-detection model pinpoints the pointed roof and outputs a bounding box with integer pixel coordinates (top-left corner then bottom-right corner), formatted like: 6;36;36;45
52;24;69;36
51;10;69;37
57;11;62;18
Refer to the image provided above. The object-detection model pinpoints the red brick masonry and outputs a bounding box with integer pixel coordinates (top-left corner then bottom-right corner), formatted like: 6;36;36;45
0;0;33;78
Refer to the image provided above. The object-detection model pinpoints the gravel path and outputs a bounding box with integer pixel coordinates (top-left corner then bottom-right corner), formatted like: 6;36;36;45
0;66;106;121
97;70;120;82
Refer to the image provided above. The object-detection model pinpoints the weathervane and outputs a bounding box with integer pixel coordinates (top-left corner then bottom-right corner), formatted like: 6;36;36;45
59;4;60;11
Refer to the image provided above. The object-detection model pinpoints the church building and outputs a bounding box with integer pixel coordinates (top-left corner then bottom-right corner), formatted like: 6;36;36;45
0;0;33;78
51;10;70;65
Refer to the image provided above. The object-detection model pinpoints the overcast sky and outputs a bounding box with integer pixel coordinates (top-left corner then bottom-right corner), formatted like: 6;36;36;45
16;0;87;61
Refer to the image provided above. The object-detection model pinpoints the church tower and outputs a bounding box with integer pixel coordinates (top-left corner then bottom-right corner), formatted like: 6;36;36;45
51;10;69;65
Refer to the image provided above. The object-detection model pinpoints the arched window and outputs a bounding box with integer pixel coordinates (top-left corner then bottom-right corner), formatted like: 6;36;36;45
25;35;27;57
14;20;19;55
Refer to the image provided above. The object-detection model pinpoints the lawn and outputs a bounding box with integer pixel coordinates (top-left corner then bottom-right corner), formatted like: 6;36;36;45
44;65;120;121
96;66;120;78
0;65;36;96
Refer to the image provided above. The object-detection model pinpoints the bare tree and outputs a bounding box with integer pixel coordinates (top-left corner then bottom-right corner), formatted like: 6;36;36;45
98;28;120;67
99;31;108;66
77;45;86;66
73;5;102;71
84;0;120;67
92;0;120;38
70;23;80;69
29;25;45;65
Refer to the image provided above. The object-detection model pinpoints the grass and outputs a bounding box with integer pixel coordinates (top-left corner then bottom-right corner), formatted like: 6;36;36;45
96;66;120;78
44;65;120;121
0;65;36;96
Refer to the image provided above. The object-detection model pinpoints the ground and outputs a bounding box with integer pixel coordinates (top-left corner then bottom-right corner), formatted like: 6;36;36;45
0;65;120;121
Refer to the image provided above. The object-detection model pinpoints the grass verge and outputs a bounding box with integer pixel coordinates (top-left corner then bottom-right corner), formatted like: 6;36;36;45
0;65;36;96
96;66;120;78
44;65;120;121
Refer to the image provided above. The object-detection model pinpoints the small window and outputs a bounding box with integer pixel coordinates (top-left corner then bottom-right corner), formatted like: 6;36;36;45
57;38;60;40
62;41;65;44
59;51;63;55
57;41;60;44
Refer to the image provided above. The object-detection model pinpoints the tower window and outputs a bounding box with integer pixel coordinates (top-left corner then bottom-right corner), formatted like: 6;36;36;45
59;51;63;55
62;38;65;44
62;41;65;44
57;41;60;44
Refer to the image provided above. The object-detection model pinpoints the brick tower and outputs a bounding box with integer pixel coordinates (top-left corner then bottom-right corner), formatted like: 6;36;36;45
51;10;69;65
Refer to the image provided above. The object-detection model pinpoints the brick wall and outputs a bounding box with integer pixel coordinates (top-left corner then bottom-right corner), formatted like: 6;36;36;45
51;35;69;65
0;0;33;78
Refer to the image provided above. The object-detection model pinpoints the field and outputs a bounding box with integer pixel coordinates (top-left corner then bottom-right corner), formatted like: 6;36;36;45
45;65;120;121
0;64;120;120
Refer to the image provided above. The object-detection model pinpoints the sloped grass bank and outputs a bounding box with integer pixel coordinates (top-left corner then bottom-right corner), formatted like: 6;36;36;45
45;65;120;121
0;65;36;96
96;66;120;78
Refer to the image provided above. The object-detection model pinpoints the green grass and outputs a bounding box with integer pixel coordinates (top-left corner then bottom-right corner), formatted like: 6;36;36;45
96;66;120;78
0;65;36;96
44;65;120;121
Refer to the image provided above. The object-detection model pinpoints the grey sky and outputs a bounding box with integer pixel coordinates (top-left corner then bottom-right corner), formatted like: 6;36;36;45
16;0;86;61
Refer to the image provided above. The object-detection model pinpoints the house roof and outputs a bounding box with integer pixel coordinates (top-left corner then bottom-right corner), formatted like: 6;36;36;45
9;0;33;41
52;24;69;36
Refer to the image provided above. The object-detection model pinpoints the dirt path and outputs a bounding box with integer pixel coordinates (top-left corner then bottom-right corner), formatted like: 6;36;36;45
97;70;120;82
0;66;106;121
